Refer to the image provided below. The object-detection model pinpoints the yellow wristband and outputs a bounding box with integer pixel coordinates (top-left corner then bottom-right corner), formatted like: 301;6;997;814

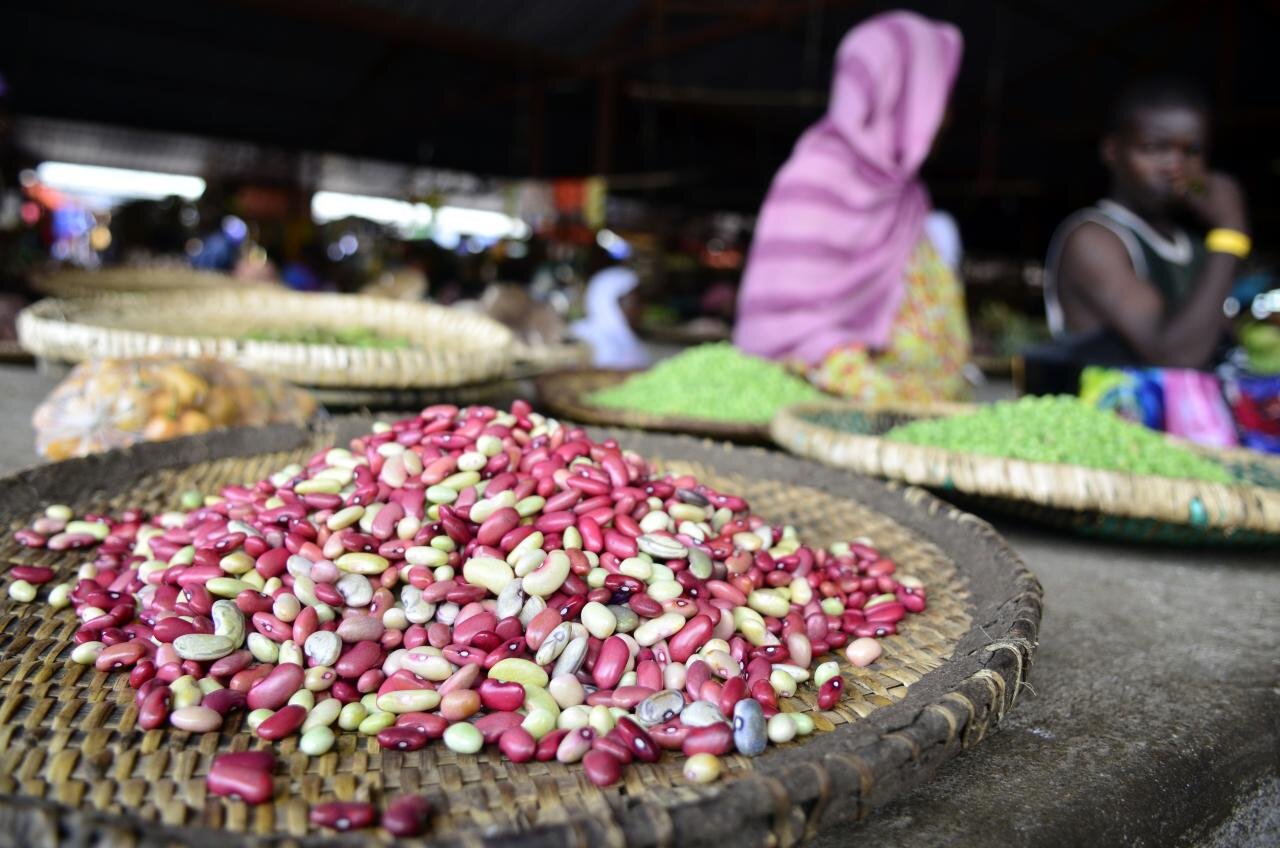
1205;228;1251;259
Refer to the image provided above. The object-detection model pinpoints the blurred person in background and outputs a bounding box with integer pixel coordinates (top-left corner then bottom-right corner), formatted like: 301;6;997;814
732;10;969;403
571;243;650;369
1033;78;1249;391
0;71;37;340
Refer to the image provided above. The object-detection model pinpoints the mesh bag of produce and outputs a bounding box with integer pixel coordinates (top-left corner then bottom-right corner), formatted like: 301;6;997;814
33;357;319;460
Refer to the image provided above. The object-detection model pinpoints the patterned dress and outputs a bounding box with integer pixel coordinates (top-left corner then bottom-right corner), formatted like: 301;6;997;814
807;238;970;403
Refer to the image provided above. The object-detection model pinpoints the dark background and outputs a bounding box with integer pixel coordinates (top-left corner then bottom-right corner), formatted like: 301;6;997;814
3;0;1277;259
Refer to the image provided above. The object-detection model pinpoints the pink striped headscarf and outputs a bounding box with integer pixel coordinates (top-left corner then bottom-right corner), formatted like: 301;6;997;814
733;11;963;364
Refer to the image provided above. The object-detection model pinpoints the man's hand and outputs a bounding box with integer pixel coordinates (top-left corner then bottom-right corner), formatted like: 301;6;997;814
1186;171;1249;233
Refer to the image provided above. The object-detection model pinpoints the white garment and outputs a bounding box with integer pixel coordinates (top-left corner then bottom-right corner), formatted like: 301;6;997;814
923;210;963;271
570;267;651;370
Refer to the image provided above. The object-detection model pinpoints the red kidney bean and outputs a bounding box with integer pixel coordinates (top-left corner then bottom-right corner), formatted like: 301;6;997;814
593;733;633;765
452;611;497;645
866;602;905;624
477;508;521;546
528;727;564;761
613;718;659;763
667;614;714;662
129;660;157;689
214;751;276;771
14;530;46;547
852;621;895;638
230;663;274;693
473;711;524;745
482;638;527;669
582;750;622;787
650;721;690;750
499;726;537;763
94;640;145;672
310;801;378;832
207;762;274;805
574;517;603;556
247;664;305;711
378;726;429;751
209;650;253;679
250;612;291;643
335;640;383;679
817;676;844;710
478;679;526;712
627;593;663;618
523;608;561;652
153;617;198;643
202;688;247;715
9;565;55;584
718;676;748;716
137;686;171;730
383;795;432;837
593;636;630;690
256;704;306;740
683;723;734;756
901;592;927;613
395;712;448;738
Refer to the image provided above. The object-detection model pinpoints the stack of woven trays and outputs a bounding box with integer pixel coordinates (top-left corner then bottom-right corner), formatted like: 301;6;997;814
772;402;1280;545
16;289;515;394
31;267;259;299
0;418;1040;846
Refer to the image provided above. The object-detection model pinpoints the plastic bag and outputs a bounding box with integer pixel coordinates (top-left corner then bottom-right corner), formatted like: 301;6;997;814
1078;366;1164;429
1162;369;1238;449
1221;371;1280;454
34;357;318;460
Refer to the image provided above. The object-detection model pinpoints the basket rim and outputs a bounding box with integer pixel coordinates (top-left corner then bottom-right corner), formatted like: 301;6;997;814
771;400;1280;536
31;266;248;298
535;367;772;442
0;417;1041;847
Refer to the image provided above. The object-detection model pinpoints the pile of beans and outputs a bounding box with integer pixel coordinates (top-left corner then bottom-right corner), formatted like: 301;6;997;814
588;343;824;423
8;401;926;835
877;395;1237;483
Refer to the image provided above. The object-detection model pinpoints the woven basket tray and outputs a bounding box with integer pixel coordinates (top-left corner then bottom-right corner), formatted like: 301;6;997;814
31;267;262;299
535;368;771;443
772;402;1280;545
0;418;1040;847
16;290;514;389
508;341;593;380
306;379;521;412
0;422;1039;845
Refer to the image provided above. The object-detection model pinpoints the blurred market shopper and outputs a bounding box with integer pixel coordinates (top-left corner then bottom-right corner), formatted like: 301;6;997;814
571;245;650;369
733;11;969;403
1031;78;1249;391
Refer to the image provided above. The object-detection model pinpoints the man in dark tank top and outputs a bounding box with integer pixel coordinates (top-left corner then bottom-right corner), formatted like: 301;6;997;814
1027;78;1252;393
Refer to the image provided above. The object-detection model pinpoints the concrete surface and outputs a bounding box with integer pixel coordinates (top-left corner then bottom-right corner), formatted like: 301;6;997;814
817;523;1279;848
1;363;1276;847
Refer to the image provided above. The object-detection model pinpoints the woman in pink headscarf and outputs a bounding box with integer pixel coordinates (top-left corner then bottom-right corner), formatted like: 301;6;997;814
733;10;970;403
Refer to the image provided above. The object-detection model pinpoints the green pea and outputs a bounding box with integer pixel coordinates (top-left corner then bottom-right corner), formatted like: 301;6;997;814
871;395;1235;484
588;343;823;424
